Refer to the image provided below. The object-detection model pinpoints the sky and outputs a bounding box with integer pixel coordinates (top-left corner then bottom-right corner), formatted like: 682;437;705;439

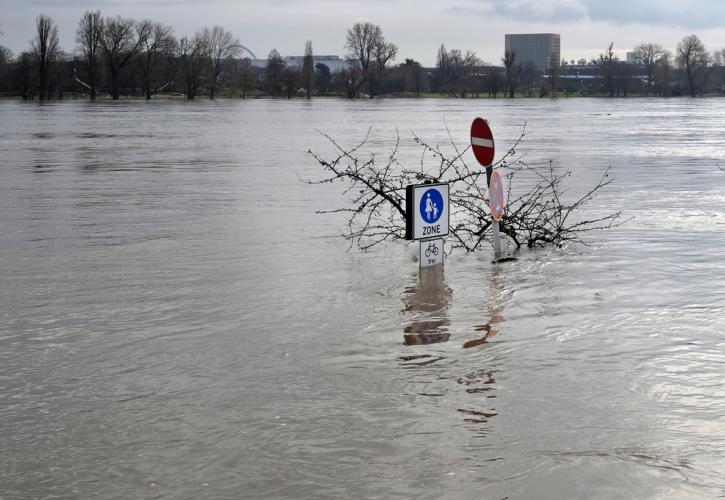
2;0;725;65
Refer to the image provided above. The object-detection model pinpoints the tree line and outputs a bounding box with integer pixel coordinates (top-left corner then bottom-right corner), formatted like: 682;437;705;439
1;14;725;100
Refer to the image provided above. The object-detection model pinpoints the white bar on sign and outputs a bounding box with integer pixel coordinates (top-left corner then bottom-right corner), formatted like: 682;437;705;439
420;238;444;268
471;137;494;148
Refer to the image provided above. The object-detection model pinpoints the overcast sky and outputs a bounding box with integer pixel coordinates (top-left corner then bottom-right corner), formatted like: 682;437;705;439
2;0;725;65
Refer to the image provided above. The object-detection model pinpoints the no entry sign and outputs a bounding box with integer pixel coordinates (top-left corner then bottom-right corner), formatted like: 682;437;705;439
489;169;504;221
470;117;495;166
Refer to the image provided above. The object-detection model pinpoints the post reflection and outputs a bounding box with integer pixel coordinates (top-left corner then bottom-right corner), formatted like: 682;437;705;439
458;263;509;426
402;265;452;346
463;263;507;349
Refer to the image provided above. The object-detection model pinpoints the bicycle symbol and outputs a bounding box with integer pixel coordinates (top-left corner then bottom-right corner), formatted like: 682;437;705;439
424;242;439;258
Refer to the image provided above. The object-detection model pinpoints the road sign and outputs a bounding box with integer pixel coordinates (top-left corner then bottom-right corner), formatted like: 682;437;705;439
420;238;444;268
405;182;449;240
489;169;504;221
470;117;495;166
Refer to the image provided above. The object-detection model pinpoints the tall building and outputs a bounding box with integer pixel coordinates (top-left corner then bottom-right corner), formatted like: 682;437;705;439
504;34;561;72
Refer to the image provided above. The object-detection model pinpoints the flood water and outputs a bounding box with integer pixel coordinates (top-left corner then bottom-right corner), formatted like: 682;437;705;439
1;98;724;499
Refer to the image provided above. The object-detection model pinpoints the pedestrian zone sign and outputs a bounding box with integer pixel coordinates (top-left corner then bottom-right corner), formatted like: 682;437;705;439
405;183;450;240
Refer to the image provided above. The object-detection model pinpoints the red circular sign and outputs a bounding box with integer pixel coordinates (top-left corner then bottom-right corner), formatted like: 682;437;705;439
489;169;504;221
470;117;495;166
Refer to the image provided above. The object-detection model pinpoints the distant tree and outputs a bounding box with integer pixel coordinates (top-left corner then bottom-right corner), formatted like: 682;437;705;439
202;26;240;99
634;42;664;95
654;51;673;96
101;16;149;99
137;20;175;99
18;51;36;99
484;66;503;97
314;62;331;94
265;49;284;96
76;10;104;100
32;14;61;100
401;58;423;96
520;60;538;96
460;50;482;97
546;55;560;97
435;47;481;97
176;32;207;99
238;57;256;99
677;34;710;97
0;46;13;94
370;35;397;97
301;40;314;99
435;44;451;94
337;65;361;98
502;50;519;98
282;65;299;98
345;21;395;98
598;42;617;96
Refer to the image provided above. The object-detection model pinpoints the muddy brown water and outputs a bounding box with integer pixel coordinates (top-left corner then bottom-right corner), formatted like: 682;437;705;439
1;98;724;499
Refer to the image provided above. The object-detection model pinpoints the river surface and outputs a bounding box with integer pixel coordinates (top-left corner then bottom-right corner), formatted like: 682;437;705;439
1;98;724;499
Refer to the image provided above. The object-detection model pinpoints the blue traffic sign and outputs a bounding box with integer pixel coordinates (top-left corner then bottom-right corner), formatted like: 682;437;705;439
419;188;444;224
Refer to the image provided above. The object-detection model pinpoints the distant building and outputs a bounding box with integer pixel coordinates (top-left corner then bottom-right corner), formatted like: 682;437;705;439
285;55;348;73
626;52;641;64
504;33;561;72
247;55;349;73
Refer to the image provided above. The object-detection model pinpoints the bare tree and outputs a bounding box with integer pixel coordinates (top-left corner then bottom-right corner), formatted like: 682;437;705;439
282;66;299;98
176;32;207;99
598;42;617;97
520;60;538;96
238;57;256;99
634;42;664;95
435;44;451;95
137;20;175;99
202;26;240;100
76;10;104;100
485;66;503;98
101;16;149;99
371;37;398;97
305;126;623;252
712;48;725;67
18;51;36;100
0;45;12;94
32;14;60;100
338;65;362;98
677;34;710;97
402;58;424;96
265;48;284;97
654;51;672;96
502;50;519;98
345;21;395;98
301;40;314;99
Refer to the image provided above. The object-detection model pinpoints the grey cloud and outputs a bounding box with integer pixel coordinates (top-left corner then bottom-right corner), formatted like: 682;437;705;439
583;0;725;29
447;1;585;23
446;0;725;29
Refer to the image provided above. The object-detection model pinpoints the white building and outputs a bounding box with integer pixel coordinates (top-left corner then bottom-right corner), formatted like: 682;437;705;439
247;55;349;73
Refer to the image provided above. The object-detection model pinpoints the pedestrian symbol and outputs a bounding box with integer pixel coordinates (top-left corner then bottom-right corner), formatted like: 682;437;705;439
419;188;444;224
405;182;449;241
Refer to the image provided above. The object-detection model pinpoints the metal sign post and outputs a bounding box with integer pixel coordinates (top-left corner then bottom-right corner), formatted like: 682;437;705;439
471;117;504;260
488;169;504;260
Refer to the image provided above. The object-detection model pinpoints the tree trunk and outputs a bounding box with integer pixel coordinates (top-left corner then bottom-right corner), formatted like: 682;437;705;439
110;66;121;100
